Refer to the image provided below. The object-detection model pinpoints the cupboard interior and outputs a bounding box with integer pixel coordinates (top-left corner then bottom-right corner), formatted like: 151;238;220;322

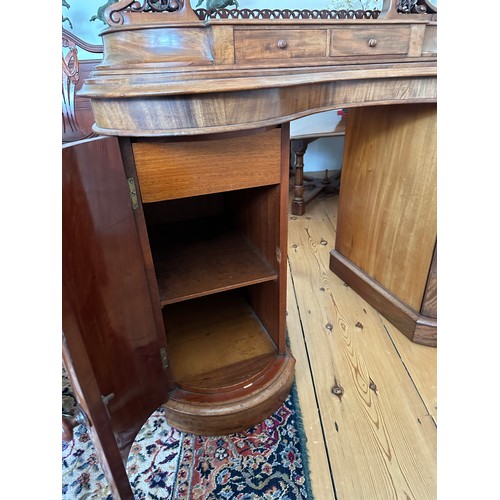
143;185;283;394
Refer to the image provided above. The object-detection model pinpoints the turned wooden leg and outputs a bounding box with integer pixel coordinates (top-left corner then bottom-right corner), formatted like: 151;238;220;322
291;139;307;216
62;407;89;441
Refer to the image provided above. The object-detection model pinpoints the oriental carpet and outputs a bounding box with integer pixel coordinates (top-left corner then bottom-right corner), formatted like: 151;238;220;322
62;370;313;499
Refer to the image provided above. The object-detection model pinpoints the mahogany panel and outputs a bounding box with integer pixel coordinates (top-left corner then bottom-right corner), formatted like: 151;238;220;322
132;128;281;201
330;249;418;333
62;136;172;453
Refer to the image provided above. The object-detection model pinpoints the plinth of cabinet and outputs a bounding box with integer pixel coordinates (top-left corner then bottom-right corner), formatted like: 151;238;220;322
164;353;295;436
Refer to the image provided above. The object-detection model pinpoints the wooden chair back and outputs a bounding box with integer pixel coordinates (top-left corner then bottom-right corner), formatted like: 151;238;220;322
62;29;103;143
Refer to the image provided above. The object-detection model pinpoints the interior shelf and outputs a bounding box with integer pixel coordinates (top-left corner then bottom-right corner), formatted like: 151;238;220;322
163;290;278;393
150;218;277;306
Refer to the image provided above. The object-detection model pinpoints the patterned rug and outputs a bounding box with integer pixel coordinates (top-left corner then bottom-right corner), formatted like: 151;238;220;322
62;370;312;499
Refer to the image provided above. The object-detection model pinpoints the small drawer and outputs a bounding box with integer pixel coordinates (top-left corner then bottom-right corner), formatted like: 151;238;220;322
132;128;282;203
331;26;410;57
234;29;327;62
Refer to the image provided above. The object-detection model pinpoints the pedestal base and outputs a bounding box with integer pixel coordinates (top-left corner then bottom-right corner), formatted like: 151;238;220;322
163;351;296;435
330;250;436;347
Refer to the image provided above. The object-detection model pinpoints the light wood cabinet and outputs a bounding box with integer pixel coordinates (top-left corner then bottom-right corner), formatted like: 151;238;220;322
330;103;437;346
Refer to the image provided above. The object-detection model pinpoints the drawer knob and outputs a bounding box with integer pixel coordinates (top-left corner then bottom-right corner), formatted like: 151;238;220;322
368;38;378;47
277;39;288;49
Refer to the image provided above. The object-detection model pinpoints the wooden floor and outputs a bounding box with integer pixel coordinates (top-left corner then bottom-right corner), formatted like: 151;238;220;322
286;191;437;500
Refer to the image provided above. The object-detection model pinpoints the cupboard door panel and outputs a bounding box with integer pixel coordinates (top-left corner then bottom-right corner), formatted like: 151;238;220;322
62;316;135;499
62;136;172;457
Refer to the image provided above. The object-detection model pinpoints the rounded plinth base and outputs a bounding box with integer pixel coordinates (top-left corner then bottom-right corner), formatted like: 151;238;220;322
163;351;295;435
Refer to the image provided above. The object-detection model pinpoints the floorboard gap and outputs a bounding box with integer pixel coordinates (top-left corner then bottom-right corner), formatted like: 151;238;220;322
288;257;339;500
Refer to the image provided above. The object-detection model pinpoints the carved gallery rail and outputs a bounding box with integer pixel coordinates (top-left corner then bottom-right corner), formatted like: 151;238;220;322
63;0;437;497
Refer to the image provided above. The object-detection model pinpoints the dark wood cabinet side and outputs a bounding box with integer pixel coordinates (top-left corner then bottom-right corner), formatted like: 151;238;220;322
62;136;172;457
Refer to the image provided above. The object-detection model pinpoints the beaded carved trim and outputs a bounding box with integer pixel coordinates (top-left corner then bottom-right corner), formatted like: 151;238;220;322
194;9;381;20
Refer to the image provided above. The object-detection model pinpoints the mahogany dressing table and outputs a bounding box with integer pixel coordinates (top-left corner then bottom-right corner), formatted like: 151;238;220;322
62;1;437;497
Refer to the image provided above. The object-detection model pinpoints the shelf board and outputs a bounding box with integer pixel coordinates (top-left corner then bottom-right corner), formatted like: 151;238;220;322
163;291;278;392
152;229;277;306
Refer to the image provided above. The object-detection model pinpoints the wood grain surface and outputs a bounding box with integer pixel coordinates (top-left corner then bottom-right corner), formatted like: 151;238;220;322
62;137;172;454
335;103;437;311
379;314;437;423
286;266;336;499
330;25;410;56
163;350;295;435
132;128;281;202
163;291;277;391
89;75;436;136
79;6;436;137
287;194;436;499
152;229;277;305
234;29;327;61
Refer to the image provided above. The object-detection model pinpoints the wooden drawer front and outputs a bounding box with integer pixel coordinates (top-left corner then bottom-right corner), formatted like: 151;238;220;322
331;26;410;57
133;128;282;202
234;29;327;61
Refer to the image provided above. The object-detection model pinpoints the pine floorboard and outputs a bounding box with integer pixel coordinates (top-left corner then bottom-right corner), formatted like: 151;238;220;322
286;192;437;500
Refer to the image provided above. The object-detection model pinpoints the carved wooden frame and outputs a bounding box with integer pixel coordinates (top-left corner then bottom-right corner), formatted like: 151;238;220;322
62;30;103;143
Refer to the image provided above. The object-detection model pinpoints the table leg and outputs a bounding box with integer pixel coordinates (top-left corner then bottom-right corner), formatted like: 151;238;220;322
291;139;307;216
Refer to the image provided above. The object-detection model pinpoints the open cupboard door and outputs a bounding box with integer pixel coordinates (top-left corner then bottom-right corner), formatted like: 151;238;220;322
62;136;173;498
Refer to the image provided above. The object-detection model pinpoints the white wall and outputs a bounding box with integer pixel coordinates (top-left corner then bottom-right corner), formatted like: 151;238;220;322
300;136;345;174
290;110;346;173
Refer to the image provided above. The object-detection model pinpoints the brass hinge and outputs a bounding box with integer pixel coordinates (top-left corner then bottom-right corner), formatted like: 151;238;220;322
127;177;139;210
160;347;168;370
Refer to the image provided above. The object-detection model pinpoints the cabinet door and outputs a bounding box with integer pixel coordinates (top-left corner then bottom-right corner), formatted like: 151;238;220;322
62;137;172;465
